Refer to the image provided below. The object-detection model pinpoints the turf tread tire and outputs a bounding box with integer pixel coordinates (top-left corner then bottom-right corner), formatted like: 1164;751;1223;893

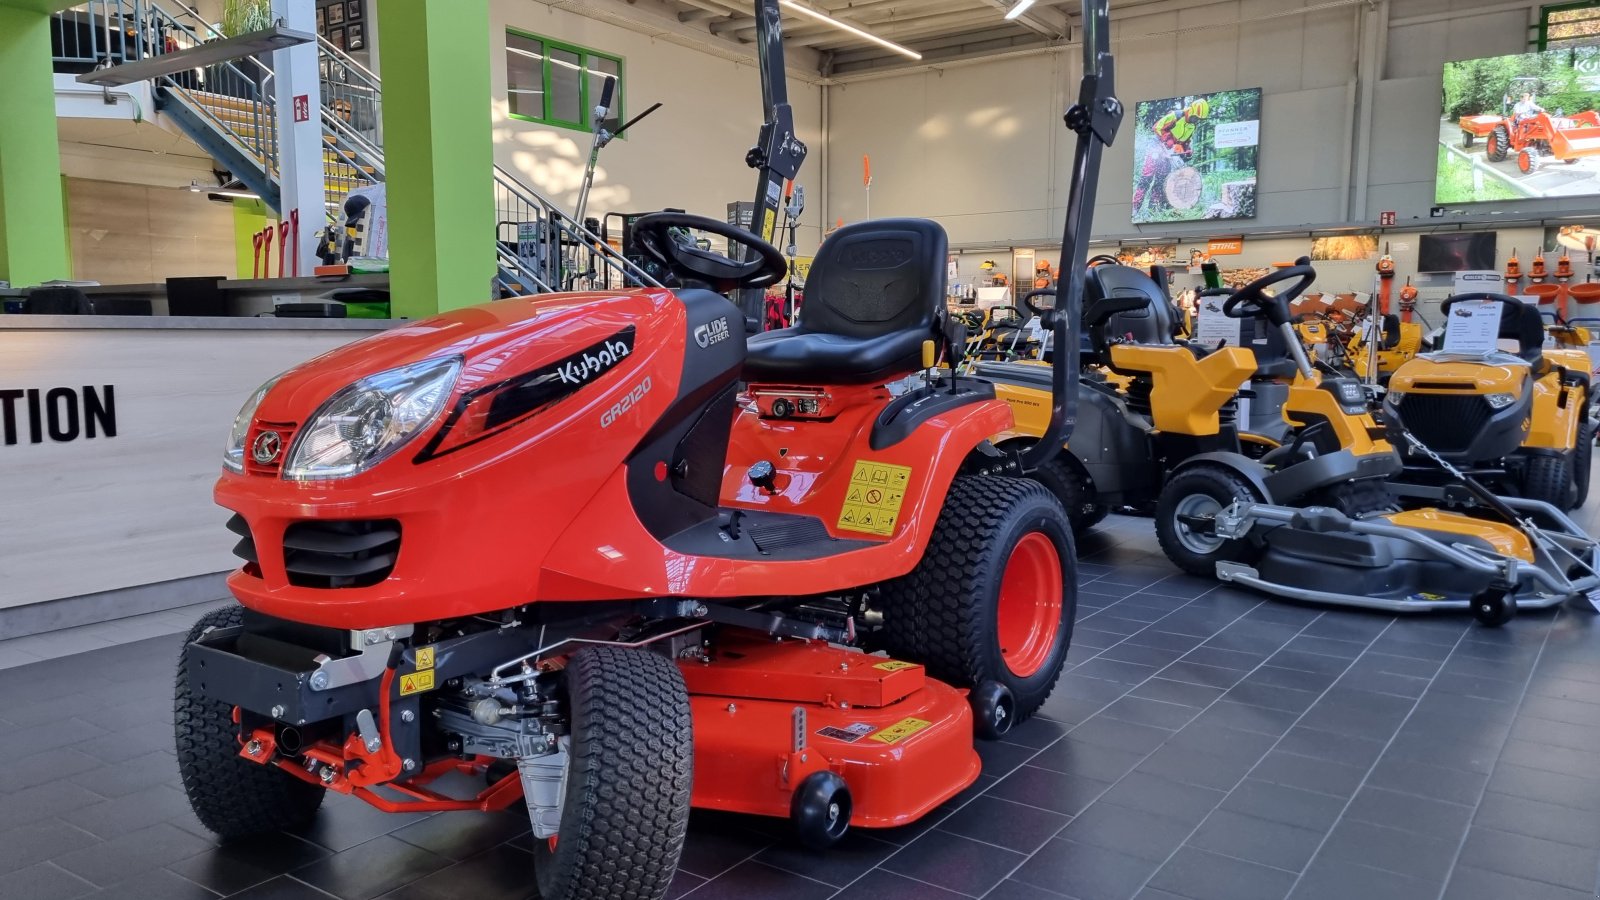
175;606;325;839
1030;455;1110;536
1156;464;1265;578
532;646;692;900
1310;479;1401;518
1521;453;1574;510
1574;417;1593;508
876;476;1075;721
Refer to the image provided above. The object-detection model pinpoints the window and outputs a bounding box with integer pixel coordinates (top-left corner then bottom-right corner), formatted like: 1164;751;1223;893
1539;2;1600;49
505;29;624;133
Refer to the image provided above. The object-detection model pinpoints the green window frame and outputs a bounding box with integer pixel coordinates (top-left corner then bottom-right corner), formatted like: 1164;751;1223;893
1537;2;1600;49
505;28;625;134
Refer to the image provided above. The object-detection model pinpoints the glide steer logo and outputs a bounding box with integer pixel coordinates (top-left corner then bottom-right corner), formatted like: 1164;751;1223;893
558;336;632;386
694;317;731;349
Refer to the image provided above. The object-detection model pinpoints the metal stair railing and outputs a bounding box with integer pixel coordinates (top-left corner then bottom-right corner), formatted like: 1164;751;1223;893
493;165;660;293
50;0;143;69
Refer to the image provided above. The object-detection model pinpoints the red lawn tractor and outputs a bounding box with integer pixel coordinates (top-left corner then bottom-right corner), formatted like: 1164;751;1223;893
172;4;1122;899
1460;94;1600;174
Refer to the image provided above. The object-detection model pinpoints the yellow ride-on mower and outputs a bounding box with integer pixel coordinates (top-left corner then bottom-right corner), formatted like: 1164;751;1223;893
969;265;1600;626
1384;294;1592;510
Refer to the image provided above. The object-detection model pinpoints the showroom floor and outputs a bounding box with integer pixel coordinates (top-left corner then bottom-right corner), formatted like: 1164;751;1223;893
2;507;1599;900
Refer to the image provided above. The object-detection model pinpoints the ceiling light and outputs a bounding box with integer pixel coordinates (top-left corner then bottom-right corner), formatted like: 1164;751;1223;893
778;0;921;60
79;24;315;87
1004;0;1038;20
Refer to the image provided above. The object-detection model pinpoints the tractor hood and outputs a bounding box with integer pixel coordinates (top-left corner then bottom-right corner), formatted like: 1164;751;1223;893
253;290;675;429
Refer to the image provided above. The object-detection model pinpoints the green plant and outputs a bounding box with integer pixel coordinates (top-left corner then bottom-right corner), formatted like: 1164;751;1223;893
221;0;273;37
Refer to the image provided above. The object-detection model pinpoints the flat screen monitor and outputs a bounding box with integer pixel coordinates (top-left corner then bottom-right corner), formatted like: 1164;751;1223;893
1417;232;1497;273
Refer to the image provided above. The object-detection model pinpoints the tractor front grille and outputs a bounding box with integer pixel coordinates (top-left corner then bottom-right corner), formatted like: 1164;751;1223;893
282;520;402;589
1394;393;1492;454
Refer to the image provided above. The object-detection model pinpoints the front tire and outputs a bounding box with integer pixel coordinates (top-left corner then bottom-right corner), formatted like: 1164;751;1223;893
1155;464;1265;577
1520;453;1574;510
1574;417;1593;508
876;476;1075;721
532;646;692;900
175;606;325;839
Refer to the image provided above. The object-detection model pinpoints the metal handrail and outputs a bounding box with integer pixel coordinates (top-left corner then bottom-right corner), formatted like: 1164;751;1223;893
492;165;660;291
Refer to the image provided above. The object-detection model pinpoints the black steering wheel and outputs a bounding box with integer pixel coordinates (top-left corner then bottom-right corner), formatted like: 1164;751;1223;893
1022;288;1057;323
1441;292;1521;315
1222;262;1317;326
631;211;787;292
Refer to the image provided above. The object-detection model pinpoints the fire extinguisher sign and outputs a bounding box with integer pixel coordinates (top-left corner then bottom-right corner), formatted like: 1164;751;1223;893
293;95;310;123
1379;211;1396;226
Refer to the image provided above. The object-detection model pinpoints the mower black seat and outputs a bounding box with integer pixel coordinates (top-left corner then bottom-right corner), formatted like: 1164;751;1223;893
1245;318;1299;380
744;218;946;386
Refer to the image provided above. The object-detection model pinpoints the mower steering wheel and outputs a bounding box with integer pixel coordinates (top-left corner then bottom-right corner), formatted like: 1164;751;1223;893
1440;292;1522;316
631;211;787;292
1023;288;1057;323
1222;262;1317;326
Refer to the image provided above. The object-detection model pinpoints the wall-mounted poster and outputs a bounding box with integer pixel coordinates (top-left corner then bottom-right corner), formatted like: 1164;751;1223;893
1311;234;1380;261
329;25;345;50
1131;88;1261;224
1438;47;1600;203
346;23;364;50
325;1;344;25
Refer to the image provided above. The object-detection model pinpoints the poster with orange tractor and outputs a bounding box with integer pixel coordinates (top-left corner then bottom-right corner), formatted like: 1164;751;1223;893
1130;88;1260;224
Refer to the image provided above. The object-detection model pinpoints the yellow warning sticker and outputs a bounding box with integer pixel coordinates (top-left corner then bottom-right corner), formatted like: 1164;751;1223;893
873;660;916;672
399;670;435;696
837;460;913;537
869;717;933;744
415;646;435;671
761;209;778;242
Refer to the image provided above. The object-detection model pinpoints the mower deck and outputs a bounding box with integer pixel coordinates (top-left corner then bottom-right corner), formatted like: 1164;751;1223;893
683;635;980;827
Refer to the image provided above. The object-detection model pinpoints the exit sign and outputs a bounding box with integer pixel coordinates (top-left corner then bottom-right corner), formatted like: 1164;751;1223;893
1379;211;1397;226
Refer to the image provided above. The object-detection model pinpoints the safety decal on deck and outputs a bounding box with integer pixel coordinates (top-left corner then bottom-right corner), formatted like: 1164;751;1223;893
415;646;435;671
869;717;932;744
815;723;875;743
761;209;778;243
873;660;916;672
838;460;913;537
399;670;435;696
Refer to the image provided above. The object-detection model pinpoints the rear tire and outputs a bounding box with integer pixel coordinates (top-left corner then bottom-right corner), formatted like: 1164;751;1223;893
1031;455;1110;536
876;476;1075;721
1521;453;1574;510
1487;126;1510;162
532;646;692;900
1156;464;1265;577
175;606;325;839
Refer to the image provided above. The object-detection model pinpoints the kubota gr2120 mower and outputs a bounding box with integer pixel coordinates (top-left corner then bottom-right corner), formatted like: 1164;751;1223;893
172;3;1122;898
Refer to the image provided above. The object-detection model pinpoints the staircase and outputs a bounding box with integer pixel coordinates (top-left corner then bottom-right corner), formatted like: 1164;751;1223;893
51;0;653;295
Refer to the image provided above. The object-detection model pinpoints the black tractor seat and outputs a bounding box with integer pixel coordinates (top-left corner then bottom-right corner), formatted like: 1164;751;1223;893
744;218;946;386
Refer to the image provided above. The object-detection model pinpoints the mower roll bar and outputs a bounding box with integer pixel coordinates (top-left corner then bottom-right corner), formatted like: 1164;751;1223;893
1021;0;1122;473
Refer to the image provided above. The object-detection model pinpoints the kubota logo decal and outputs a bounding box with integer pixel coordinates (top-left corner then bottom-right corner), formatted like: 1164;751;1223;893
558;336;632;386
694;317;731;349
601;377;653;428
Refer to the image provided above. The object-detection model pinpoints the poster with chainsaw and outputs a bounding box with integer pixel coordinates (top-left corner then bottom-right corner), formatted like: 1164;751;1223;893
1439;46;1600;203
1130;88;1260;224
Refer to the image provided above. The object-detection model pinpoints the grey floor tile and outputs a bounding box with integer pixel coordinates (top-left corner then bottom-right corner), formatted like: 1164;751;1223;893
1460;826;1600;892
1473;791;1600;849
1442;864;1597;900
1319;818;1461;884
1186;809;1325;872
879;829;1024;897
1095;771;1226;825
1344;786;1473;842
1011;837;1158;900
1056;801;1195;863
1363;756;1488;807
1219;779;1347;833
754;833;899;888
936;795;1070;855
987;766;1112;817
1147;846;1297;900
1290;859;1437;900
829;869;968;900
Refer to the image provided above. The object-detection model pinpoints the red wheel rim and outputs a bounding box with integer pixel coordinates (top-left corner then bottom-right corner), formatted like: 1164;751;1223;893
996;532;1064;678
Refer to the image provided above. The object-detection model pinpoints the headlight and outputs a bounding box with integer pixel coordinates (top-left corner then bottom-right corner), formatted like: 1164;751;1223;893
1485;392;1517;410
283;356;462;480
223;377;279;474
1387;391;1404;406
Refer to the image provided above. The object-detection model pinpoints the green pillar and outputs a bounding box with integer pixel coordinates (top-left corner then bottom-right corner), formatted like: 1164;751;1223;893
0;4;71;288
377;0;496;318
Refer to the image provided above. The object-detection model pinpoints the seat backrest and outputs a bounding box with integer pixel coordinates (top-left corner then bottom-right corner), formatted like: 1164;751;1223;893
1245;317;1299;380
799;218;945;339
1085;265;1177;346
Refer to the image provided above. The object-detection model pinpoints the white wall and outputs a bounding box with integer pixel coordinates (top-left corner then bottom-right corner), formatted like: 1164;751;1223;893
824;0;1580;250
487;0;826;254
